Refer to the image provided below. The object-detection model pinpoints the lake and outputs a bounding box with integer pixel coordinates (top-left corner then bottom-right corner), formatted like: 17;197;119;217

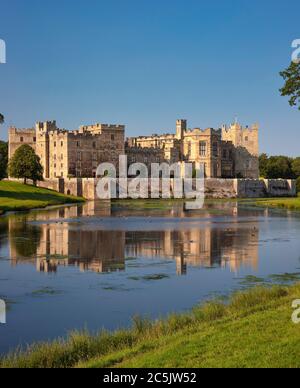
0;200;300;354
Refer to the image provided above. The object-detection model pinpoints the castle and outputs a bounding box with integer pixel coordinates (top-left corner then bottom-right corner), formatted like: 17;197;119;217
9;121;125;179
127;120;259;178
8;119;259;179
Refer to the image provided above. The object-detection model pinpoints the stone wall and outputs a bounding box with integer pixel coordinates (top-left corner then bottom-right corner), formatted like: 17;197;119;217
9;177;296;200
205;179;236;198
235;179;296;198
264;179;296;197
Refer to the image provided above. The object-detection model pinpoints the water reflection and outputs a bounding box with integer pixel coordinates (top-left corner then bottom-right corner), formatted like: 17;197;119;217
6;202;260;275
1;201;300;355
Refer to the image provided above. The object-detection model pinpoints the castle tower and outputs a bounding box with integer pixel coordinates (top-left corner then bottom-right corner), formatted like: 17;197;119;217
35;121;57;179
222;122;259;178
176;119;187;140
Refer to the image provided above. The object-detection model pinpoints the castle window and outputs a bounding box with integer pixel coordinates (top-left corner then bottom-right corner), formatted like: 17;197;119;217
187;142;192;157
93;152;97;161
33;137;36;142
93;141;96;148
111;134;115;141
54;154;56;160
199;141;207;156
61;141;63;147
77;141;80;148
213;163;218;177
213;142;218;157
223;149;227;159
61;154;63;160
77;152;82;161
245;136;249;142
20;137;23;142
54;142;56;147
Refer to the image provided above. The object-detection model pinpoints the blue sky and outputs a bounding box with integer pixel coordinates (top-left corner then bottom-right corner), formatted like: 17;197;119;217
0;0;299;155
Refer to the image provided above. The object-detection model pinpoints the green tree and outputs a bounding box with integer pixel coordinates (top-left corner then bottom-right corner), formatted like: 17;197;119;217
0;141;8;180
0;114;7;180
292;157;300;178
259;153;269;178
264;156;294;179
8;144;43;184
297;177;300;194
280;62;300;110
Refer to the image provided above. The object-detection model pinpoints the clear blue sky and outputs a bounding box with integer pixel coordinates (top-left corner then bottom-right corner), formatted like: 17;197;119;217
0;0;299;155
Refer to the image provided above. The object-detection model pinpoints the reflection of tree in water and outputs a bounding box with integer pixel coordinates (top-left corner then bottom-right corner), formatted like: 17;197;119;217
0;218;9;253
9;220;41;258
0;218;8;235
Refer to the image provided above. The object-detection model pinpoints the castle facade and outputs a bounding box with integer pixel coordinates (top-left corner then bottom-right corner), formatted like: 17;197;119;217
126;120;259;179
8;118;259;179
9;121;125;179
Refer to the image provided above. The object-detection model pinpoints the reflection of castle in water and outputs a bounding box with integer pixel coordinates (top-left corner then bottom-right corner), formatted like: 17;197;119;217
125;228;259;274
8;204;259;275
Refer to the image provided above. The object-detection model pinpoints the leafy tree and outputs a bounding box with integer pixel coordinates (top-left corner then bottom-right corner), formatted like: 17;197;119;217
297;177;300;194
259;153;269;178
265;156;294;179
292;157;300;178
0;113;4;124
8;144;43;184
0;141;8;180
280;62;300;110
260;155;295;179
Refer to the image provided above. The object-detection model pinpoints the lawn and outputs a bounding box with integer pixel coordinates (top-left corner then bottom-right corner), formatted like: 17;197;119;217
1;283;300;368
0;181;84;215
255;196;300;211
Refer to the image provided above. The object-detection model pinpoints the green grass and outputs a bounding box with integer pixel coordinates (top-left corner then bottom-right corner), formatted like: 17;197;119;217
255;196;300;211
0;181;84;215
2;283;300;368
112;197;300;212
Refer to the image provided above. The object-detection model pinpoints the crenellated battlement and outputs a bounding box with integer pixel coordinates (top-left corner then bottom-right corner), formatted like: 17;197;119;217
9;127;35;135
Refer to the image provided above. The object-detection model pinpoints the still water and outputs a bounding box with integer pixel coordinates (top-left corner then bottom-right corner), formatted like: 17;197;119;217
0;201;300;354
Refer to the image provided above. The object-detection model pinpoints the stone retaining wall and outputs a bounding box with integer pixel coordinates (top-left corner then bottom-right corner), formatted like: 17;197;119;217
7;178;297;200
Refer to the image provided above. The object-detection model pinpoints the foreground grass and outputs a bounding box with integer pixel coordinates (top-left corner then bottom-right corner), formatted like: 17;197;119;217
256;196;300;211
1;283;300;368
0;181;84;215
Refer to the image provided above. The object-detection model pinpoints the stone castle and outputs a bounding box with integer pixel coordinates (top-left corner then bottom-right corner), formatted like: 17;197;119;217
9;119;259;179
9;121;125;179
127;119;259;178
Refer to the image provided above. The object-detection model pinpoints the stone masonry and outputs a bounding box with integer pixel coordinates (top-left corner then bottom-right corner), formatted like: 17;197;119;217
126;119;259;179
9;121;125;179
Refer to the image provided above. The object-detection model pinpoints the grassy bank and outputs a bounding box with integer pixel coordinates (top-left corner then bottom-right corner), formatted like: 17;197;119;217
112;197;300;212
0;181;84;215
1;283;300;368
255;196;300;211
